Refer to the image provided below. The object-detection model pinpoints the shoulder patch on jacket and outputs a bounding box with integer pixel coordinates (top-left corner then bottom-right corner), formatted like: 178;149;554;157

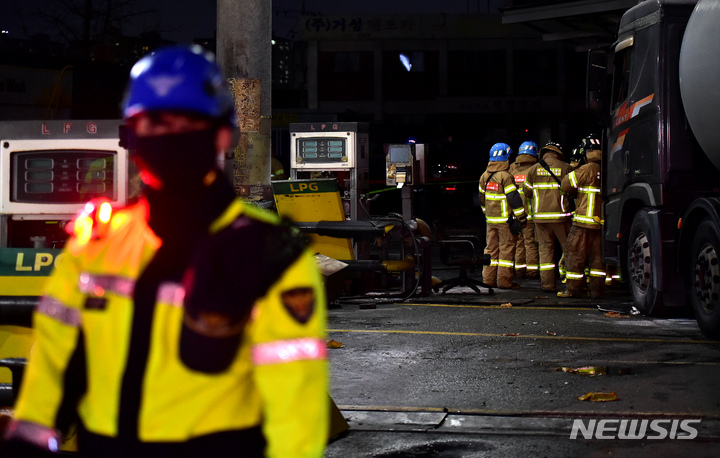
281;287;315;324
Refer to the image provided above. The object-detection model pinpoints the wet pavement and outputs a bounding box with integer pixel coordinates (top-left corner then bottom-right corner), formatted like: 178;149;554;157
323;264;720;457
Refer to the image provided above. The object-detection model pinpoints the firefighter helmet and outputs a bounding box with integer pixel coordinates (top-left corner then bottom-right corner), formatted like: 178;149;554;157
518;141;539;157
570;142;586;167
122;44;234;123
570;141;584;161
580;134;601;152
539;141;563;158
489;143;513;162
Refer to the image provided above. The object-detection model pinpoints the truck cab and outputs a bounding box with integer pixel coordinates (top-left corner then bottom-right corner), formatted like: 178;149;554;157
589;0;720;337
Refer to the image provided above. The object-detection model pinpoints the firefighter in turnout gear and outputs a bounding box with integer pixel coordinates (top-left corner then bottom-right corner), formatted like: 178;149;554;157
557;141;587;282
3;45;328;457
479;143;528;289
509;141;540;279
523;141;573;292
558;134;606;298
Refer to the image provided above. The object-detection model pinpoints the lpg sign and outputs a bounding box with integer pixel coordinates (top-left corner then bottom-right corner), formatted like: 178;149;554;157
0;249;64;276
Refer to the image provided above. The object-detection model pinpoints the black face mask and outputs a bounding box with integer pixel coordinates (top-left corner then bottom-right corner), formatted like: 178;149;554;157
132;129;219;191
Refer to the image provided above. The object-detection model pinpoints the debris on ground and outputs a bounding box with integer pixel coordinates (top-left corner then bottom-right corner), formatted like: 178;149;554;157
576;391;620;402
327;339;344;348
604;311;630;318
597;304;639;316
557;366;606;376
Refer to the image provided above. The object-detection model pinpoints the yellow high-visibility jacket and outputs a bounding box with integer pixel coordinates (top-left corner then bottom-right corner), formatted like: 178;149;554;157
9;197;328;457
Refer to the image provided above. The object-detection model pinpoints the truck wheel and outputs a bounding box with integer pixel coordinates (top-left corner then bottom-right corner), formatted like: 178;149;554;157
689;220;720;339
627;209;661;315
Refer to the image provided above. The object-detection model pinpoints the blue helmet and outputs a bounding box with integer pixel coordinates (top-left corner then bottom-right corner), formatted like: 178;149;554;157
122;44;234;122
518;141;538;157
489;143;513;162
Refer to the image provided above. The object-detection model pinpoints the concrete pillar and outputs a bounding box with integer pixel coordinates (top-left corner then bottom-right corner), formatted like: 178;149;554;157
217;0;272;199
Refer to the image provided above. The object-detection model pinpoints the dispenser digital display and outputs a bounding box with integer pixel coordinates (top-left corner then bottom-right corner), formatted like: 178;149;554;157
388;145;412;163
12;150;116;203
297;138;348;163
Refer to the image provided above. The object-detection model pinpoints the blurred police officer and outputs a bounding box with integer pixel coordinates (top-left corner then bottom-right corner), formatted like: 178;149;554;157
3;45;328;457
558;135;606;298
523;142;573;292
479;143;528;289
509;141;540;279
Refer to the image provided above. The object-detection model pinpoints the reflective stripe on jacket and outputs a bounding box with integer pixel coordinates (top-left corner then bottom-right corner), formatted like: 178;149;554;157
523;153;573;224
11;198;329;457
509;155;537;220
479;162;527;225
562;161;603;229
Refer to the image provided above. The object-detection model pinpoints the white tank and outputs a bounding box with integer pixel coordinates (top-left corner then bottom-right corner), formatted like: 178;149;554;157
679;0;720;170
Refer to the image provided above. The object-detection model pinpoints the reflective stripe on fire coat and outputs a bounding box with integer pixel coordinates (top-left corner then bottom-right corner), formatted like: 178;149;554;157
478;161;527;225
509;155;537;221
523;152;573;224
562;161;603;229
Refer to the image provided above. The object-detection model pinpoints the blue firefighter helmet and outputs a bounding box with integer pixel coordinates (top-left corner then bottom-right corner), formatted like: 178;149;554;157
489;143;513;162
518;141;538;157
122;44;234;123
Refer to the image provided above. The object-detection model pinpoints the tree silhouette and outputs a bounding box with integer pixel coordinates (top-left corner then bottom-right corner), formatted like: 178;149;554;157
11;0;157;60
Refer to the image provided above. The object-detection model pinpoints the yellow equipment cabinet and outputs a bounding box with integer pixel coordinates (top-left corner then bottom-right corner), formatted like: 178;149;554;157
272;179;355;261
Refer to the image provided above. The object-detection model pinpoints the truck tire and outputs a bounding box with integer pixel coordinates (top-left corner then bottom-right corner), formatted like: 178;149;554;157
689;219;720;339
627;209;661;315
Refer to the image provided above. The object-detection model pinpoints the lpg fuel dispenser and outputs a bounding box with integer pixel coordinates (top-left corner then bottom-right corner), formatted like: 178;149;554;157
385;143;425;220
290;122;369;220
0;120;130;406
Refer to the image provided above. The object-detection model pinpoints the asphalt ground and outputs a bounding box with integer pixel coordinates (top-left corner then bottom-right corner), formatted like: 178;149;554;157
323;263;720;457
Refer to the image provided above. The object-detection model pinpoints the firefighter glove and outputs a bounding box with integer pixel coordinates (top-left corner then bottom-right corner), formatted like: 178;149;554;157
508;216;523;236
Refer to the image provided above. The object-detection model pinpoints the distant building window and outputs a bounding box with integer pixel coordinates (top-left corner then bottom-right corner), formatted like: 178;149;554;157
513;49;558;96
383;50;438;100
334;52;361;73
448;50;506;96
318;51;373;101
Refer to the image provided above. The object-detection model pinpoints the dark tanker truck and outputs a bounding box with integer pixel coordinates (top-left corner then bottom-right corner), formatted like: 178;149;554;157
587;0;720;338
